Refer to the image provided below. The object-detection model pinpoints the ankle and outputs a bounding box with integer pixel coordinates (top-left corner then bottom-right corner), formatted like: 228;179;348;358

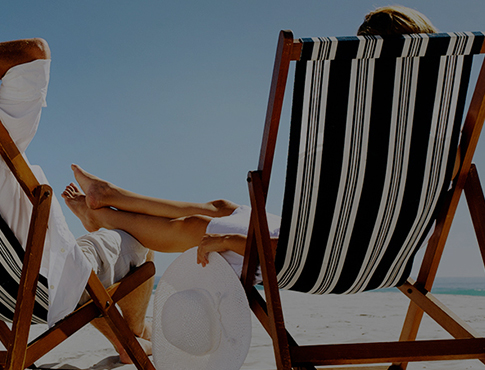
133;321;151;340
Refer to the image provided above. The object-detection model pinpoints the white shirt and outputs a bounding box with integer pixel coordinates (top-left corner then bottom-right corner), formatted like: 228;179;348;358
0;59;92;327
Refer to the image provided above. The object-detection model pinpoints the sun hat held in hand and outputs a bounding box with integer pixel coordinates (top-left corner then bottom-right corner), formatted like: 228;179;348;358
152;247;251;370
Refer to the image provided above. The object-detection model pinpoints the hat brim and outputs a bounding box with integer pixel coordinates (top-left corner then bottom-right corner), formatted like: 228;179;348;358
153;247;251;370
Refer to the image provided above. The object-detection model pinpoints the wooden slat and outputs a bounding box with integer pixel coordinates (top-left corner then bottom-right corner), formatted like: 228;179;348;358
110;261;155;302
247;287;303;349
241;222;260;295
264;367;390;370
258;30;294;197
290;338;485;366
396;300;423;348
243;28;296;317
243;31;299;370
85;272;155;370
458;60;485;200
25;302;100;367
25;261;155;367
0;321;10;348
248;287;271;333
399;279;480;339
398;279;484;370
313;367;391;370
464;164;485;268
248;171;292;370
291;40;302;61
0;121;39;204
6;184;51;370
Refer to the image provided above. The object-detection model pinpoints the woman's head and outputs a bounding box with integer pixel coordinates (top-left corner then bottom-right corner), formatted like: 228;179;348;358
357;5;438;36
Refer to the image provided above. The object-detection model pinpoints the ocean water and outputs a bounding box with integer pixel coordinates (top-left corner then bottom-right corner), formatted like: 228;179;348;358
154;276;485;296
430;277;485;296
361;277;485;296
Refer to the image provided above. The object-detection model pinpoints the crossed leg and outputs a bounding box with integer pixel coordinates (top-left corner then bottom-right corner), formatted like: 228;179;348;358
62;164;239;254
61;165;241;363
62;165;241;362
71;164;238;219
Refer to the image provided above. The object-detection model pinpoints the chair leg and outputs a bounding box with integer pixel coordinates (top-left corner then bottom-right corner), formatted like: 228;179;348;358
85;272;155;370
0;321;11;348
24;262;155;368
248;287;318;370
391;302;425;370
464;164;485;269
399;279;481;338
247;171;293;370
394;164;485;369
392;186;459;369
6;185;51;370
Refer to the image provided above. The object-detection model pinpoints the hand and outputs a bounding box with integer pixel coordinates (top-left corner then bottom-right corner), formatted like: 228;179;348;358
197;234;228;267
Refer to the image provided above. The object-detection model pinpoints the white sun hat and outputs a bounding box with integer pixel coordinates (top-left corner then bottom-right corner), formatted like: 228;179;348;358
152;247;252;370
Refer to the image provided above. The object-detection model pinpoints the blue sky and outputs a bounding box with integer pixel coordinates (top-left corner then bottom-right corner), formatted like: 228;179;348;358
3;0;485;277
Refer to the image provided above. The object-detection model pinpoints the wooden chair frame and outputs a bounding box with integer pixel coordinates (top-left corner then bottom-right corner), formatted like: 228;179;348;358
0;121;156;370
241;30;485;370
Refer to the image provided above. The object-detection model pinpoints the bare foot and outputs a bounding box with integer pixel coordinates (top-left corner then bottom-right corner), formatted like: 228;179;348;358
61;183;101;232
118;337;152;364
71;164;117;210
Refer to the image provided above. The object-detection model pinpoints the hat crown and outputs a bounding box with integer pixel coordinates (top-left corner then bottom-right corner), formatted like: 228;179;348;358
161;288;221;356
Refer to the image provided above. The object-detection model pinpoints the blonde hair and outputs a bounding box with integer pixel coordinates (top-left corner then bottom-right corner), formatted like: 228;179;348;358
357;5;438;36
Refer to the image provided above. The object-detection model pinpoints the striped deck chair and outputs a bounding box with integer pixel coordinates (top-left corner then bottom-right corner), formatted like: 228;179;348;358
0;121;156;370
242;30;485;370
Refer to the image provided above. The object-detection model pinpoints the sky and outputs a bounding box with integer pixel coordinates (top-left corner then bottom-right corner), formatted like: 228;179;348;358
2;0;485;278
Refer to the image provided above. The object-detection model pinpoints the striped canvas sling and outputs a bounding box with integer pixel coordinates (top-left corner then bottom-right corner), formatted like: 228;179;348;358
276;32;485;294
0;213;48;324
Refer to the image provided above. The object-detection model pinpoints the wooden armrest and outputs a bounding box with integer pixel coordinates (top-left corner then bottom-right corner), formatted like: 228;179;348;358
0;120;40;204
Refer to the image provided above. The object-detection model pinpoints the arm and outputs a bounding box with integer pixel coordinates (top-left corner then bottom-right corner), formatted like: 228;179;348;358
0;38;51;78
197;233;278;267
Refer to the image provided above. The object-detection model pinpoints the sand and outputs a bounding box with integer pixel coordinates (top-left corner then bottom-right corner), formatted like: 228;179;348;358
11;290;485;370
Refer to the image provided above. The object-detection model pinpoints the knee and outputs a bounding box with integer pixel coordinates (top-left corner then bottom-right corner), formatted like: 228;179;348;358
169;215;210;246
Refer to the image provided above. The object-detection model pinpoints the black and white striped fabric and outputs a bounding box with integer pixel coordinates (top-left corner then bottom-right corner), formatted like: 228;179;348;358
276;32;485;294
0;213;48;324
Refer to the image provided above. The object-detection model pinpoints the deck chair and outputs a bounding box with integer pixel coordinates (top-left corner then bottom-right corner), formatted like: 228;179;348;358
0;121;156;370
241;30;485;370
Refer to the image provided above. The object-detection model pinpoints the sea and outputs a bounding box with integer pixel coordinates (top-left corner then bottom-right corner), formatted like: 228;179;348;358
425;277;485;297
153;276;485;296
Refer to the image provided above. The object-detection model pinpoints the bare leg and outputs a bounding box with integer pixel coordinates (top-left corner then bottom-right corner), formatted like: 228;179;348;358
62;185;211;253
71;164;239;218
88;251;155;364
117;250;155;341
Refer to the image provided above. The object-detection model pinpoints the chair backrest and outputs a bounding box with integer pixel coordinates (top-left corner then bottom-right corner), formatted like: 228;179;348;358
275;32;485;295
0;213;48;324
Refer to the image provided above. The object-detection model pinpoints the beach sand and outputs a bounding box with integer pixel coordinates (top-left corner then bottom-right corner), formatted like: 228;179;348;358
12;290;485;370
